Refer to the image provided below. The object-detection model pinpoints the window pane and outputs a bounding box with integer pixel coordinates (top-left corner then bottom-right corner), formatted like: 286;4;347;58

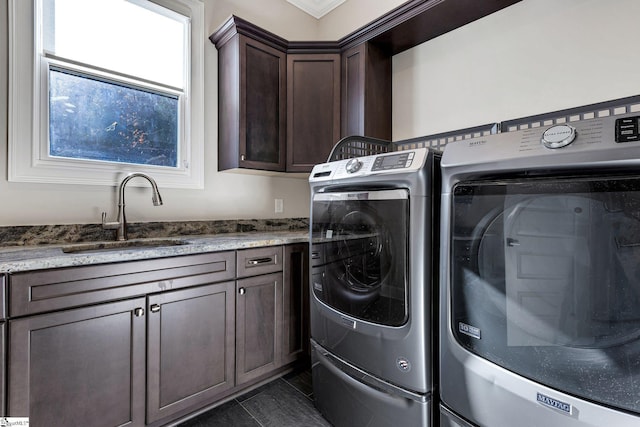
43;0;186;88
49;67;179;167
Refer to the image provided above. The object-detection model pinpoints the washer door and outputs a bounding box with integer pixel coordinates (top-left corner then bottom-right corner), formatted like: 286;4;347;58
311;189;409;326
450;176;640;416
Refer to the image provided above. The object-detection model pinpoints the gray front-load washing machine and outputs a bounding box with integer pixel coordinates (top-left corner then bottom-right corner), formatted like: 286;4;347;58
309;147;441;427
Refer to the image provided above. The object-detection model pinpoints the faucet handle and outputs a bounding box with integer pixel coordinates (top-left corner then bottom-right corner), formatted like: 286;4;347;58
101;212;120;230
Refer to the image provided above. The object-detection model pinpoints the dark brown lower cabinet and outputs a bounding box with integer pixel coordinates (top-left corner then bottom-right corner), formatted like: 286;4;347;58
0;322;4;417
235;272;283;385
282;243;309;364
5;245;308;426
146;282;236;424
8;298;147;427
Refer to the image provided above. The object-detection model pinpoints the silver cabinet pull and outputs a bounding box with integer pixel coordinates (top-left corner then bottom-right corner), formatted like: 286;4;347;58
248;256;275;266
134;307;145;317
150;304;161;313
239;287;246;295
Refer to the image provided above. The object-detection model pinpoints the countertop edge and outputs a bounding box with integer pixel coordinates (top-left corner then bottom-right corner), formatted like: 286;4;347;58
0;231;309;273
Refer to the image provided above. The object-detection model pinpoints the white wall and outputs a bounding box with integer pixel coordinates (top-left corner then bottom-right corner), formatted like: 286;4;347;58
392;0;640;140
205;0;318;40
316;0;407;40
0;0;320;226
0;0;410;227
3;0;634;227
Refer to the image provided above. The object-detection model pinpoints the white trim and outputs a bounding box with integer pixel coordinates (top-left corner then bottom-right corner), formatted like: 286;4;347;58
8;0;205;189
286;0;346;19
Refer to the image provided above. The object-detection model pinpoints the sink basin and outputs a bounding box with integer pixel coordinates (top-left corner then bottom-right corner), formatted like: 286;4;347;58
62;239;190;254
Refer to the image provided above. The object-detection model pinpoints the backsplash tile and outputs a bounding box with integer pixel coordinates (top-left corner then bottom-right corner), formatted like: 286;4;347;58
0;218;309;247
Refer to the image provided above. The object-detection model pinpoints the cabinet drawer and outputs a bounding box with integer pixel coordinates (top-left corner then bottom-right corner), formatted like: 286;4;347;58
236;246;283;278
9;251;236;317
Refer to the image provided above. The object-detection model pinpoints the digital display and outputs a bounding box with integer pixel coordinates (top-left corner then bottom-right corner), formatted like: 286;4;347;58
381;155;403;166
371;152;412;171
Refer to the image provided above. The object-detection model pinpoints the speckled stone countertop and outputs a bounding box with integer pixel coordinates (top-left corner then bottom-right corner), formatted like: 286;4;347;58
0;218;309;273
0;231;309;273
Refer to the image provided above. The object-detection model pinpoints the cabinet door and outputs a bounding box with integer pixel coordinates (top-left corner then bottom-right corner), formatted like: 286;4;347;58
0;321;5;417
236;272;283;385
8;298;146;427
341;42;391;140
239;35;287;171
146;281;236;423
286;53;341;172
282;244;310;364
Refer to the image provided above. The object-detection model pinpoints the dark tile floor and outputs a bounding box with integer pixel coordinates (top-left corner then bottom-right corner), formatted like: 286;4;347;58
178;369;331;427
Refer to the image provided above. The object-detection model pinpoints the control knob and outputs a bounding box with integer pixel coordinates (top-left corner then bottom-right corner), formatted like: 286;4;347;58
345;158;363;173
541;124;577;149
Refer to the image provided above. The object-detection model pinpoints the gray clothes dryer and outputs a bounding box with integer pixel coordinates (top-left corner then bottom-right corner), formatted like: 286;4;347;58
439;114;640;426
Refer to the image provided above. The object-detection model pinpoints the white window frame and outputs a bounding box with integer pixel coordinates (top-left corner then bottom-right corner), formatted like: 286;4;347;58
8;0;205;189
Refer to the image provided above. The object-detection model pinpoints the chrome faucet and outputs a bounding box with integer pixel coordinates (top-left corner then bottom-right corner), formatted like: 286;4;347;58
102;172;163;241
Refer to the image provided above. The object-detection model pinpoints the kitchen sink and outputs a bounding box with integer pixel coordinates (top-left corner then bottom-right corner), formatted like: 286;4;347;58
61;238;190;254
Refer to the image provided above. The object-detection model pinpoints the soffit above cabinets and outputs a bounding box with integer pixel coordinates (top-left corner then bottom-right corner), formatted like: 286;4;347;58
286;0;348;19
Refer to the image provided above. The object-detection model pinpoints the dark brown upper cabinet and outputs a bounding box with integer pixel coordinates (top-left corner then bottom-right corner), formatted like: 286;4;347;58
287;53;341;171
212;21;287;172
210;0;522;173
211;17;341;173
341;42;391;140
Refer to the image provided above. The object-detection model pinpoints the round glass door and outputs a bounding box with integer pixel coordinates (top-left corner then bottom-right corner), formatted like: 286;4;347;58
312;189;409;326
451;176;640;415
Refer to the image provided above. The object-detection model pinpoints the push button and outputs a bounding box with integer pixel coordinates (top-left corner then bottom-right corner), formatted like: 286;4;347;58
615;117;640;143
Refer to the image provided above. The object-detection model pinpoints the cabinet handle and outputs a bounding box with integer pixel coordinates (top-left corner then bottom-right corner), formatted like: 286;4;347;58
239;287;246;295
150;304;161;313
241;154;246;161
134;307;145;317
248;256;275;266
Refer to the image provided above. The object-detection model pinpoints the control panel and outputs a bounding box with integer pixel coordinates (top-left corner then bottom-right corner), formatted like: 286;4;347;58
442;111;640;173
309;148;429;182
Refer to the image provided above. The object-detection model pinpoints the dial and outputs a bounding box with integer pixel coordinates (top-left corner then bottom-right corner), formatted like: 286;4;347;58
345;158;363;173
541;124;577;149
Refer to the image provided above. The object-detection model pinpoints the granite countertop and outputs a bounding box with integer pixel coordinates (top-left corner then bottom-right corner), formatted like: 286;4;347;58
0;231;309;273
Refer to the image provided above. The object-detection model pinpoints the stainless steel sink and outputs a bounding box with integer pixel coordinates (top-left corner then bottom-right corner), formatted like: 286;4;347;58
61;239;190;254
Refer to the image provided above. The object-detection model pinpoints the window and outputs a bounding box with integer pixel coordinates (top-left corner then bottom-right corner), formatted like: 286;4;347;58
8;0;204;188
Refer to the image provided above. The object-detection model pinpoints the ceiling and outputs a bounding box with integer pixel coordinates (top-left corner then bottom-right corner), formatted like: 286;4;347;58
286;0;348;19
